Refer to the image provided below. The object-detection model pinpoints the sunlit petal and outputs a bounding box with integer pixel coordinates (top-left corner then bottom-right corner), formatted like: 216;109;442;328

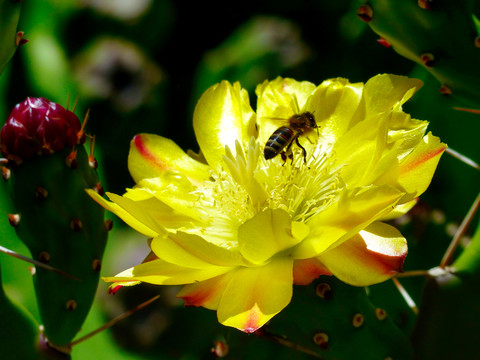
318;222;407;286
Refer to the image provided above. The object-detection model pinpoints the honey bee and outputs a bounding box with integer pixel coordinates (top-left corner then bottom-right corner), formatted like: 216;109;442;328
263;111;318;163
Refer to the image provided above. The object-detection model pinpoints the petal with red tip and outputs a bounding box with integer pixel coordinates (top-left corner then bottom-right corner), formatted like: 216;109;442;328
129;133;210;184
103;258;231;285
317;222;407;286
396;132;446;202
217;257;293;333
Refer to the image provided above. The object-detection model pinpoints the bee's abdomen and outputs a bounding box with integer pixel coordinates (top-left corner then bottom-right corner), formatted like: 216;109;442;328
264;127;294;160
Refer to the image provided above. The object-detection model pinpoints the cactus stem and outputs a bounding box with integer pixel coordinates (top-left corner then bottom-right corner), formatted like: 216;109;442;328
1;166;11;181
15;31;28;47
92;259;101;272
77;109;90;144
211;341;229;358
440;191;480;267
70;218;83;232
395;269;430;277
39;251;51;263
35;186;49;200
444;147;480;170
454;107;480;115
0;244;81;280
312;332;329;349
88;135;98;169
418;0;433;10
356;4;373;22
392;278;418;314
66;300;77;311
72;97;79;114
420;53;435;67
7;213;20;227
104;219;113;231
69;295;161;347
315;282;332;299
377;37;392;47
439;84;452;95
352;313;364;328
65;149;78;169
375;308;387;320
39;333;72;357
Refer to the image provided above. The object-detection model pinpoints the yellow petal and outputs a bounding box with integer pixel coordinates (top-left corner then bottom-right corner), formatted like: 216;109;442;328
238;209;307;265
106;192;197;233
128;133;210;184
396;132;446;202
193;81;256;170
86;189;159;238
307;77;364;143
317;222;407;286
363;74;423;114
217;257;293;333
293;185;404;259
103;258;230;285
177;272;233;310
151;232;244;268
255;77;317;145
381;199;418;220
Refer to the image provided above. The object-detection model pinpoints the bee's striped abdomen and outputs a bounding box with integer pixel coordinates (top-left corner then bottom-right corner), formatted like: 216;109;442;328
264;126;294;160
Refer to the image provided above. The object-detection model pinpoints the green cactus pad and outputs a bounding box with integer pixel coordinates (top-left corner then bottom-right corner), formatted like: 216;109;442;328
264;277;414;360
359;0;480;105
411;220;480;360
8;146;108;347
0;264;41;360
0;0;22;75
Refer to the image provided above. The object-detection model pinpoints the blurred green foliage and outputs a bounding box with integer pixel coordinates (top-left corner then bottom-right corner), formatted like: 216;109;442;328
1;0;480;359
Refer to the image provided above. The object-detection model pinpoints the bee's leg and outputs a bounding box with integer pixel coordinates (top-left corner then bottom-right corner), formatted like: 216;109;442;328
281;151;287;164
296;138;307;164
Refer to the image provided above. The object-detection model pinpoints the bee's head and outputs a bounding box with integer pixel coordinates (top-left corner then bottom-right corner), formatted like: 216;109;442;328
305;111;317;128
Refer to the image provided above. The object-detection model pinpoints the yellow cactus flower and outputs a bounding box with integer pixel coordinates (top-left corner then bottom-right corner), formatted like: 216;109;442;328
88;74;446;333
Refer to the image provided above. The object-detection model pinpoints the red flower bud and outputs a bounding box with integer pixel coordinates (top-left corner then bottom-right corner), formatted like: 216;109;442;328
0;97;84;164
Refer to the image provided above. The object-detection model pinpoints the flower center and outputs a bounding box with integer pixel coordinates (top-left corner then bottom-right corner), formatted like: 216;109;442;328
190;138;341;247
